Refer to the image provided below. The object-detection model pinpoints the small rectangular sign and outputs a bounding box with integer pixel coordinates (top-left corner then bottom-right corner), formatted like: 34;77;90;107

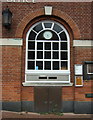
85;93;93;98
75;76;83;86
75;64;83;75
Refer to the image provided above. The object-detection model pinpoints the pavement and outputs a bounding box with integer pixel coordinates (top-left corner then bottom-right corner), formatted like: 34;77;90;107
0;111;93;120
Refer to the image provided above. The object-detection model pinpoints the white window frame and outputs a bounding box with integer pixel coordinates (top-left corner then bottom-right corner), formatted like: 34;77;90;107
87;64;93;74
25;20;70;83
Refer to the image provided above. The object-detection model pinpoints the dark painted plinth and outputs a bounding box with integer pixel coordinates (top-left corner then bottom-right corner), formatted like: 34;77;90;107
1;101;93;114
74;101;93;114
62;101;74;113
2;102;21;112
22;101;34;112
2;101;34;112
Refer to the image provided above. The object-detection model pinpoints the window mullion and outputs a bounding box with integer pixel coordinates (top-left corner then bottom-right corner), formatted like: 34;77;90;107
59;41;61;70
43;42;44;70
35;40;37;70
51;23;54;30
42;22;45;30
51;42;53;70
27;39;29;71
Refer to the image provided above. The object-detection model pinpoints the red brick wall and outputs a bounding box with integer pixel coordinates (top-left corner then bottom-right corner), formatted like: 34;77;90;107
2;2;92;103
2;2;91;39
22;87;34;101
75;80;93;102
2;46;22;102
74;47;93;64
62;80;93;102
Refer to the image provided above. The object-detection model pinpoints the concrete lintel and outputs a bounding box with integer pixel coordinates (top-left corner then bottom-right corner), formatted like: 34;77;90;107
73;40;93;47
0;38;23;46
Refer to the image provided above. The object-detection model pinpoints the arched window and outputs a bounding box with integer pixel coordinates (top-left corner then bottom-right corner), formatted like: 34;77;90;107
25;20;70;84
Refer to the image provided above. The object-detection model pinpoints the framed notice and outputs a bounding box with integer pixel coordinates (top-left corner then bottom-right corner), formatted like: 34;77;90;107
75;64;83;75
75;76;83;86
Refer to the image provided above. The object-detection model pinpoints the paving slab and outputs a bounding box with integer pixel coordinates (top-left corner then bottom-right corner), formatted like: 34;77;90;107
0;111;93;120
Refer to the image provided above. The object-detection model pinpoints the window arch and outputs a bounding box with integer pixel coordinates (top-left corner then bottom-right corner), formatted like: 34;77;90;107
26;20;70;73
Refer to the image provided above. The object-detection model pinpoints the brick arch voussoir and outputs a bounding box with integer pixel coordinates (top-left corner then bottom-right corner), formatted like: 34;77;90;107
15;8;44;38
15;8;81;39
53;9;81;39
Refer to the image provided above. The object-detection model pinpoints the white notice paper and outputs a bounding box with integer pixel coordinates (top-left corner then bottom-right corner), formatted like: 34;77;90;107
75;64;83;75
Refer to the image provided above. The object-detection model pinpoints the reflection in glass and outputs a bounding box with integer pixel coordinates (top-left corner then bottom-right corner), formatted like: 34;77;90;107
87;64;93;74
61;61;68;70
36;61;43;70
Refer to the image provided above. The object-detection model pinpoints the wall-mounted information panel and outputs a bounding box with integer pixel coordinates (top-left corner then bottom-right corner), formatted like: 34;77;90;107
75;64;83;87
75;64;83;75
75;76;83;86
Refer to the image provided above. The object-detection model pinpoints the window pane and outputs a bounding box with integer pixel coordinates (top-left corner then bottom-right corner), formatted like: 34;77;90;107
37;30;59;40
37;51;43;59
44;61;51;70
28;41;35;50
61;52;68;60
37;32;44;40
60;32;67;41
61;42;67;50
45;51;51;59
28;61;35;70
53;42;59;50
52;31;59;40
88;64;93;74
28;31;36;40
28;51;35;59
45;42;51;50
36;61;43;70
60;61;68;70
37;42;43;50
53;61;59;70
44;23;52;28
33;23;43;32
53;23;62;33
53;52;59;59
